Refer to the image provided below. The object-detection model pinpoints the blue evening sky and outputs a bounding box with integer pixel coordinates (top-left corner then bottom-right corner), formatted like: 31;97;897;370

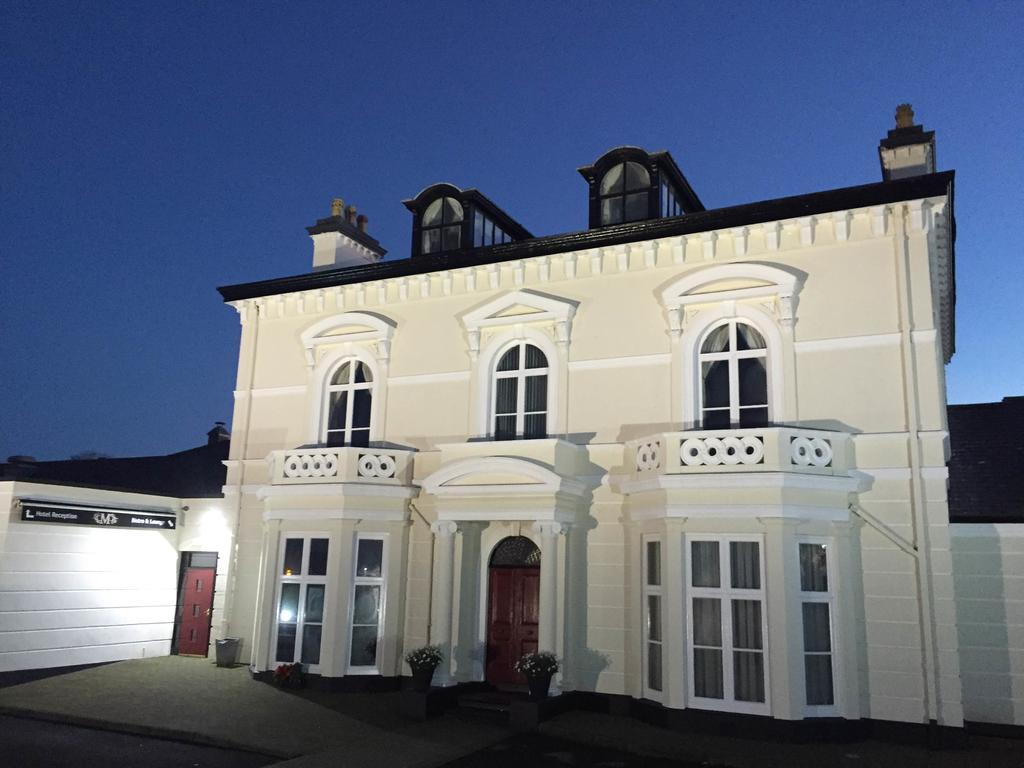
1;1;1021;460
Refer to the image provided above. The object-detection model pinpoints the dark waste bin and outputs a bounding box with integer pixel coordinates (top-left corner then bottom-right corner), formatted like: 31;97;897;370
215;638;240;668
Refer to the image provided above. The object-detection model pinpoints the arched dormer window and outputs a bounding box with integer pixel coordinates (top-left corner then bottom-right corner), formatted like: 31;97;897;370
699;320;768;429
599;161;650;225
324;359;374;447
579;147;704;229
403;183;532;258
421;197;463;254
493;342;548;440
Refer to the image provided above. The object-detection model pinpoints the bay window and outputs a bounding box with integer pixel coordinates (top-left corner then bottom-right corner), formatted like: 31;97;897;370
275;535;329;668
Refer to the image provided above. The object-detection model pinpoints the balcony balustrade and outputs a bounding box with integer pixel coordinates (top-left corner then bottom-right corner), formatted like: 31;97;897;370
267;446;415;486
629;426;850;479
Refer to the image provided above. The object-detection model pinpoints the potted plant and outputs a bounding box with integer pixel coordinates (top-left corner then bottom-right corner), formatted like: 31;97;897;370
405;645;443;692
514;651;559;700
273;662;305;689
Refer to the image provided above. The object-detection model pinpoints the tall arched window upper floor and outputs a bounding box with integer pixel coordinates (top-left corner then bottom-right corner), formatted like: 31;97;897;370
460;289;576;440
301;312;396;446
659;263;804;429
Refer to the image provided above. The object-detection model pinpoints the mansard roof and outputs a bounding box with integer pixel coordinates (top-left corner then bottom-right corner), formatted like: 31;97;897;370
218;170;954;303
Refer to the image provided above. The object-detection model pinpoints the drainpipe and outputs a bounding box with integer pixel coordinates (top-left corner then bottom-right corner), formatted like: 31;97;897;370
892;203;940;724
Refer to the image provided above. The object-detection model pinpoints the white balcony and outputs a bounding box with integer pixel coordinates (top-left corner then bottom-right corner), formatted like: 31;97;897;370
267;446;415;486
629;427;851;479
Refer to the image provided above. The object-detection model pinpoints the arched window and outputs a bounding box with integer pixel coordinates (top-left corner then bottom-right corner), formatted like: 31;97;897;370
600;161;650;225
324;360;373;447
421;197;463;254
493;342;548;440
699;321;768;429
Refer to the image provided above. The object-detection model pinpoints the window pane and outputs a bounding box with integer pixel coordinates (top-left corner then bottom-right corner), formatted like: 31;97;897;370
523;413;547;439
805;655;835;706
350;625;378;667
305;584;325;623
309;539;329;577
495;377;517;415
693;648;723;699
349;428;370;448
327;391;348;431
736;324;766;350
701;325;731;353
494;415;517;441
486;219;495;246
648;642;663;692
601;197;623;225
647;595;662;642
800;544;829;592
739;358;767;406
353;361;372;383
473;211;484;247
422;199;443;226
352;389;372;429
443;197;463;223
275;623;296;663
731;599;763;650
646;541;661;586
525;374;547;411
352;584;380;625
624;161;650;190
730;542;761;589
691;542;720;587
624;192;647;221
282;540;303;577
702;360;730;408
301;624;322;665
325;431;345;447
600;162;624;194
497;346;520;372
738;407;768;428
702;409;731;429
802;603;832;653
733;651;765;702
524;344;547;369
692;597;721;646
422;228;440;254
442;224;461;251
278;583;300;622
331;362;351;385
356;539;383;578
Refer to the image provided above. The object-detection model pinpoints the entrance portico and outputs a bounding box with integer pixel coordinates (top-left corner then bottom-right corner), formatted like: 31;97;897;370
421;444;587;691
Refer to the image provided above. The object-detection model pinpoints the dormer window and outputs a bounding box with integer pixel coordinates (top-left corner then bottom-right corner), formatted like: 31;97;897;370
600;161;650;225
422;197;463;254
404;183;532;258
579;147;705;229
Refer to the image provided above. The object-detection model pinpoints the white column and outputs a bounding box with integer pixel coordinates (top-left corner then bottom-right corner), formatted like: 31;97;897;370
429;520;459;686
534;521;568;653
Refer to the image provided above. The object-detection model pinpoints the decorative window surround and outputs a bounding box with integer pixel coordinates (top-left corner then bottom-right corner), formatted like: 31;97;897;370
302;311;396;445
460;289;577;438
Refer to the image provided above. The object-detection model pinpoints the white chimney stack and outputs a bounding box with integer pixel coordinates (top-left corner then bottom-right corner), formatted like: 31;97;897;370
878;104;936;181
308;198;386;271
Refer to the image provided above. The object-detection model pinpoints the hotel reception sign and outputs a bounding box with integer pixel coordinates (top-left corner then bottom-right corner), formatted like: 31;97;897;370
19;500;176;530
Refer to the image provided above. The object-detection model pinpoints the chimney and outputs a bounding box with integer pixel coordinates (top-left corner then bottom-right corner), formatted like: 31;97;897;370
878;103;936;181
306;198;387;271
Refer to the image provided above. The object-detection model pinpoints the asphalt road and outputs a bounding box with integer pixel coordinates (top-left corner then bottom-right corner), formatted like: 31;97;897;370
440;732;705;768
0;715;275;768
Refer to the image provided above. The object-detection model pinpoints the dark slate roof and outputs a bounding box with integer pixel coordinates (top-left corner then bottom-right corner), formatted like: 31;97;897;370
0;427;230;499
948;397;1024;523
218;171;955;303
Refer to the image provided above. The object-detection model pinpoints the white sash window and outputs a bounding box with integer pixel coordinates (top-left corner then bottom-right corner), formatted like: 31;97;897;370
275;535;329;670
347;534;387;673
642;536;664;701
799;540;837;714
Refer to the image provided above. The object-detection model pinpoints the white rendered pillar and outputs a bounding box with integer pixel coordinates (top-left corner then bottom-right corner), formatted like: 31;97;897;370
429;520;458;686
534;521;567;653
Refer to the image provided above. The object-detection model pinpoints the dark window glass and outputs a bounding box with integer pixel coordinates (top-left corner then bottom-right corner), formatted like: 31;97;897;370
624;192;647;221
490;536;541;567
731;600;763;649
800;544;829;592
648;641;663;692
350;428;370;447
524;375;546;412
691;542;720;588
601;197;623;225
702;325;731;353
692;598;722;646
276;623;296;663
442;225;461;251
734;651;766;703
301;624;322;665
524;344;547;369
328;391;348;430
474;211;484;247
730;542;761;589
305;584;325;622
703;409;731;429
356;539;384;578
352;389;372;428
495;377;517;415
646;541;661;586
805;655;835;706
702;361;729;408
738;407;769;428
600;163;624;194
422;199;443;226
494;415;517;440
624;161;649;190
279;582;300;622
422;228;441;254
497;346;519;372
523;413;547;439
739;358;767;406
309;539;329;576
802;603;831;652
282;539;303;576
331;362;351;385
353;362;372;383
350;626;378;667
736;324;766;351
352;585;380;625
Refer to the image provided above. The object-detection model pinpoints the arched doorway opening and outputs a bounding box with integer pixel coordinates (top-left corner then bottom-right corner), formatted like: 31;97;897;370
485;536;540;686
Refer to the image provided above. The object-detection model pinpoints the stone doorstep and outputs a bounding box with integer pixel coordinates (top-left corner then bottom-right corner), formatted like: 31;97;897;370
0;705;287;760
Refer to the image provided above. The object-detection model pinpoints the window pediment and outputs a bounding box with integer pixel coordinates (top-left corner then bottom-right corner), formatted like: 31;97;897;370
301;311;396;367
460;289;577;358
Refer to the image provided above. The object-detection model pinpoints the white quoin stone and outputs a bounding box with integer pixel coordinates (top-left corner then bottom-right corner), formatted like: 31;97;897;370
311;231;380;270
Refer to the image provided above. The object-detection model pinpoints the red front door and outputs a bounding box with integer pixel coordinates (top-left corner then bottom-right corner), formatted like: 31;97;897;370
486;566;539;686
176;566;215;656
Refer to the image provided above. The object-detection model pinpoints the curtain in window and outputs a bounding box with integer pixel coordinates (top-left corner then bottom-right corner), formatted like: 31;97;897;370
691;541;720;587
731;599;765;703
692;597;723;698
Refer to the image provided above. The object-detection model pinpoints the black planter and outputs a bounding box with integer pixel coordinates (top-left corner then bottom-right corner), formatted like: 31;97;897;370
527;672;553;700
411;665;436;692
